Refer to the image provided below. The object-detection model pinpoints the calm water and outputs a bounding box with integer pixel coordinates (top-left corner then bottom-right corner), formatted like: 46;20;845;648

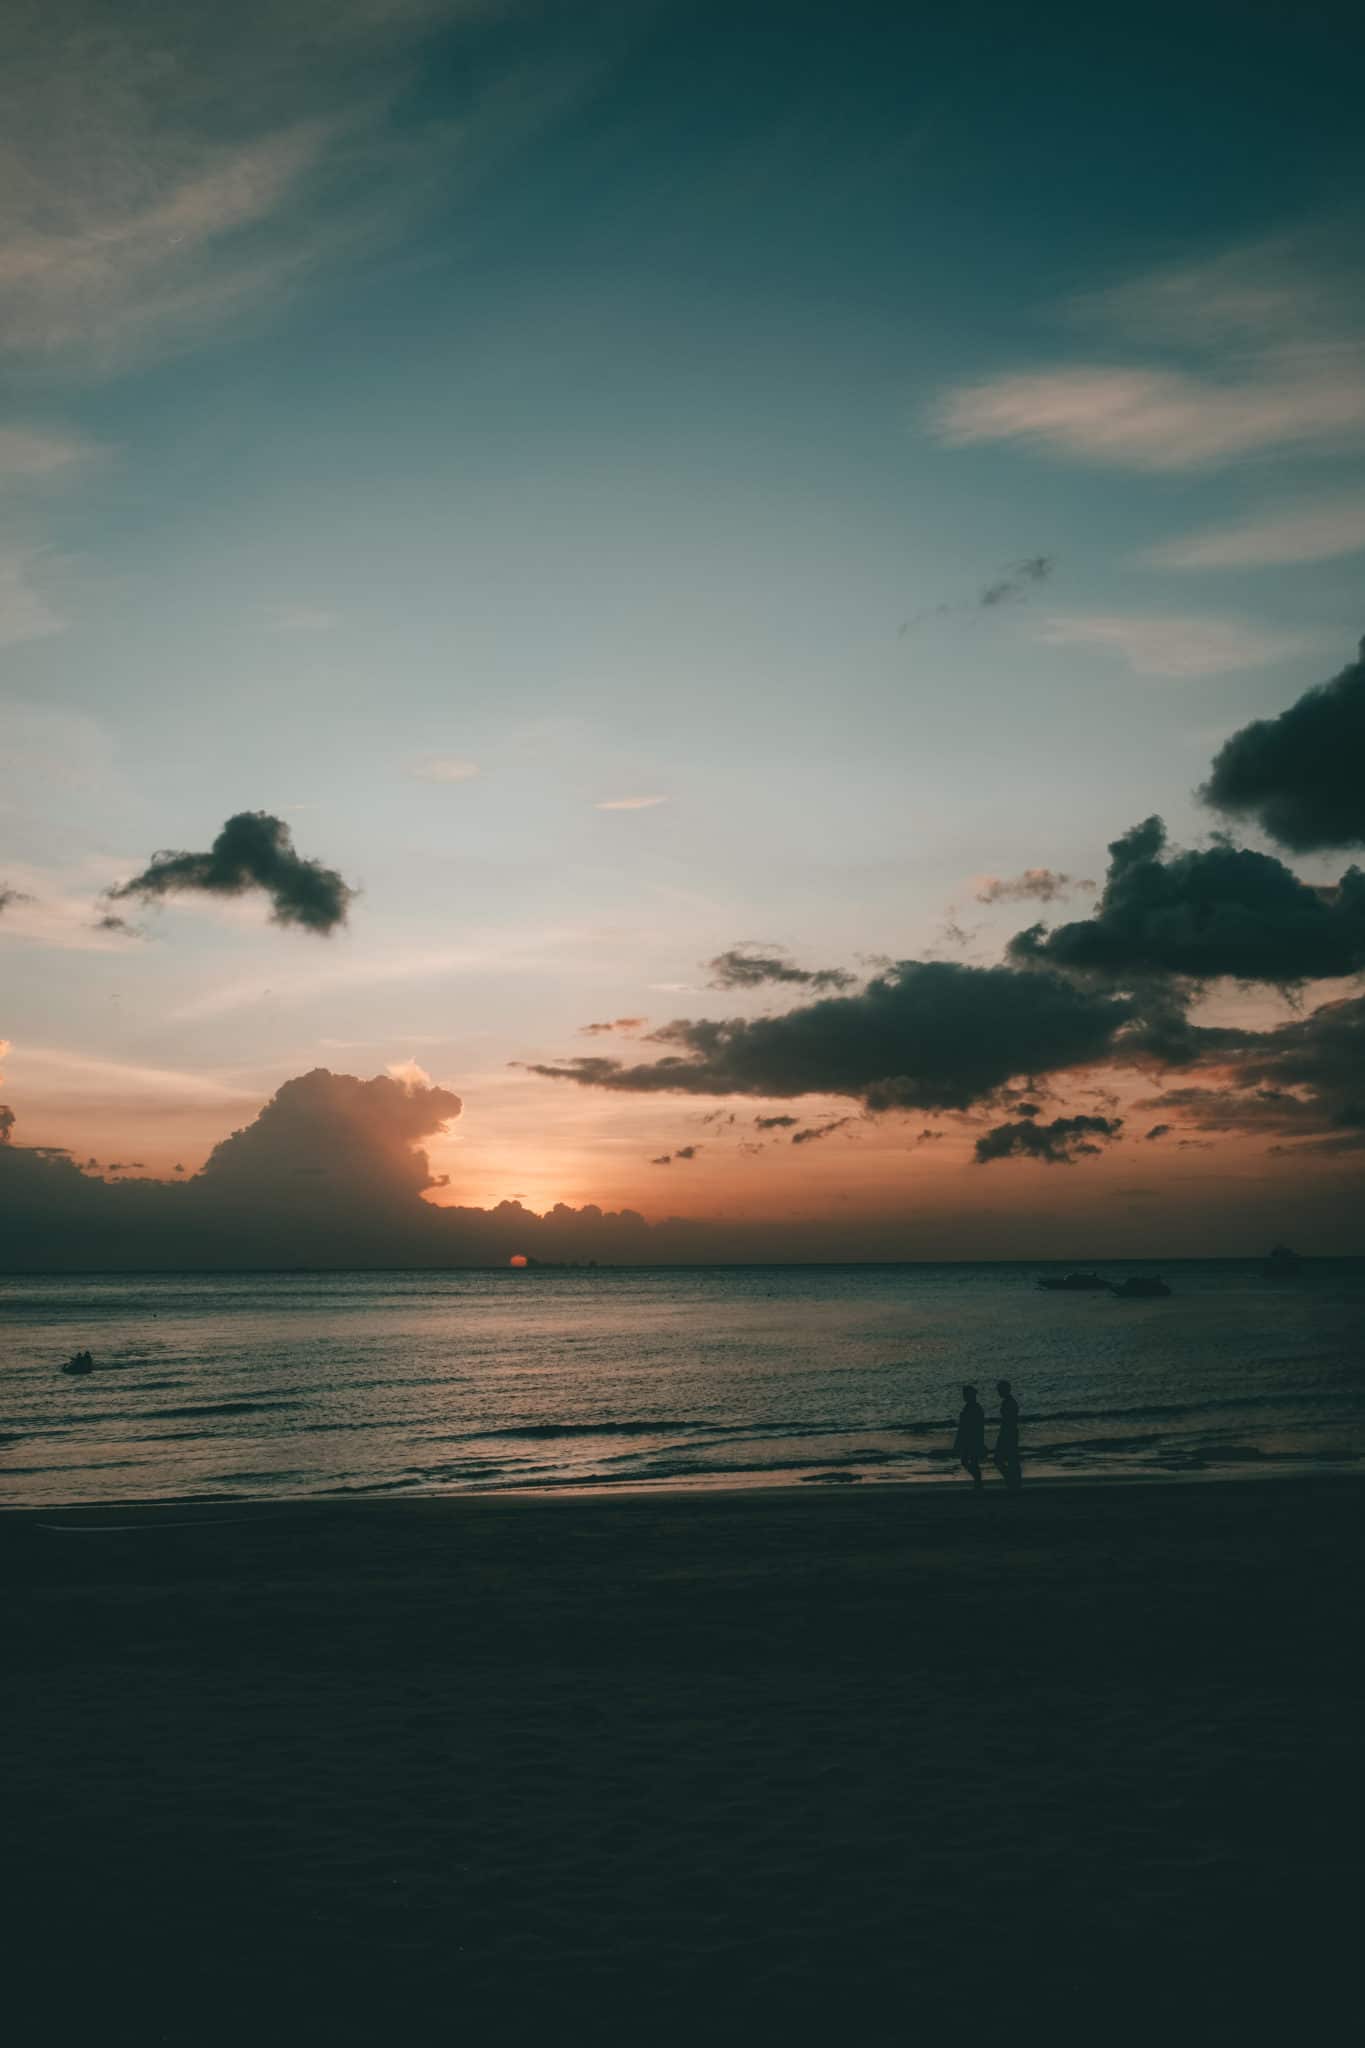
3;1262;1364;1508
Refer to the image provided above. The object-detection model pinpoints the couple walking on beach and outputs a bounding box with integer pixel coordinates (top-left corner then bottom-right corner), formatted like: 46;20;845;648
955;1381;1021;1490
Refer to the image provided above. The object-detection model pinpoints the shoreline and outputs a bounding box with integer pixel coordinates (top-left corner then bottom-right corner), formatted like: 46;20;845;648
7;1460;1363;1521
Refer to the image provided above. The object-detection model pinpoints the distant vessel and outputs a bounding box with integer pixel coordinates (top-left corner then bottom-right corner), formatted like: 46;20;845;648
1110;1275;1171;1299
61;1350;95;1375
1262;1244;1302;1279
1036;1271;1110;1292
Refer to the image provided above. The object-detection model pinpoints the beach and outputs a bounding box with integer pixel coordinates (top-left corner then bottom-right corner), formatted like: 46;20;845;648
7;1476;1361;2040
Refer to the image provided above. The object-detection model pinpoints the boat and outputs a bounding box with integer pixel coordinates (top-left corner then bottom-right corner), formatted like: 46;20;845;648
1036;1271;1110;1292
1110;1275;1171;1299
61;1350;96;1375
1262;1244;1302;1279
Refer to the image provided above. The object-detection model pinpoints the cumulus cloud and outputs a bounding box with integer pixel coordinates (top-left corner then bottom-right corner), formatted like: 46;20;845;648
1147;495;1365;571
975;869;1092;906
523;960;1133;1113
706;946;856;993
1201;641;1365;851
1009;815;1365;986
1137;993;1365;1152
1036;613;1314;679
107;811;357;934
580;1017;647;1036
974;1113;1123;1165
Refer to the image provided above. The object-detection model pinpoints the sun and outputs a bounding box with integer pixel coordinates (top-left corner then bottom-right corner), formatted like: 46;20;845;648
508;1253;529;1268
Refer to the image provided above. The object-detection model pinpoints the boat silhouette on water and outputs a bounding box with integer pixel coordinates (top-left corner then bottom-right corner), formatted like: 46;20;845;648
1036;1271;1111;1292
1262;1244;1302;1279
60;1350;95;1375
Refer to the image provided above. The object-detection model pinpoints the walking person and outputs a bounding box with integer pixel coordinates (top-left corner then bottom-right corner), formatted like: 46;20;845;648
993;1379;1022;1490
954;1383;986;1489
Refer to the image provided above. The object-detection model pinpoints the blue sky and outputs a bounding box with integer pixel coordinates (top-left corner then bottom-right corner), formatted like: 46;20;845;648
3;0;1364;1247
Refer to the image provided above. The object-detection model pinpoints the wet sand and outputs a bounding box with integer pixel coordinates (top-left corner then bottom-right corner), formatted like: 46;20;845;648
7;1477;1361;2040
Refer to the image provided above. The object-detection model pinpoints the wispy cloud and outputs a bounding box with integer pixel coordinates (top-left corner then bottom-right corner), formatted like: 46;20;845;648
0;3;598;374
1036;613;1316;679
932;235;1365;472
267;602;338;632
0;551;64;645
596;795;668;811
1146;494;1365;570
409;755;481;783
0;424;101;479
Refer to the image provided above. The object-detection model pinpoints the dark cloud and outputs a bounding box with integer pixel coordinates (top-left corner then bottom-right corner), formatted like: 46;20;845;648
93;911;139;936
580;1017;647;1036
791;1118;855;1146
0;886;34;913
913;1129;945;1145
105;1162;146;1172
706;946;855;993
1138;992;1365;1149
0;1105;14;1143
974;1113;1123;1165
650;1154;673;1165
979;555;1054;607
1202;641;1365;852
976;868;1093;905
755;1114;800;1130
674;1144;701;1160
523;961;1133;1113
901;555;1055;634
108;811;357;934
1144;1124;1171;1141
1009;815;1365;985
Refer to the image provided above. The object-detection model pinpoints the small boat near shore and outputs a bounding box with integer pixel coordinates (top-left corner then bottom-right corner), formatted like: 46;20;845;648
1036;1271;1111;1292
1262;1244;1302;1279
61;1350;96;1375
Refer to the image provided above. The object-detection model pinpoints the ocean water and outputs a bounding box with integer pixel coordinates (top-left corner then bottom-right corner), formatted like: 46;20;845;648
3;1261;1364;1509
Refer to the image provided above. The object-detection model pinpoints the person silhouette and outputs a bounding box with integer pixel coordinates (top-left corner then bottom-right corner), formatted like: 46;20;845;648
954;1384;986;1488
993;1379;1021;1490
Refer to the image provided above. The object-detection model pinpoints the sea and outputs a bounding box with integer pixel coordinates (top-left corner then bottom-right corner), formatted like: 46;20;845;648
3;1261;1364;1509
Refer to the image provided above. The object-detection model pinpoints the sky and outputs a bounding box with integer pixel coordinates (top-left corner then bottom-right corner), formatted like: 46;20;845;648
3;0;1365;1263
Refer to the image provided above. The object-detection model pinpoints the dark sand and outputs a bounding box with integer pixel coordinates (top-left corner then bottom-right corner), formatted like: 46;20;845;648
6;1478;1362;2041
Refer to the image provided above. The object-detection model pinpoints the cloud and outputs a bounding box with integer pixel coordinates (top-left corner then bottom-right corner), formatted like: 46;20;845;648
523;959;1134;1113
706;946;856;993
673;1144;700;1161
0;424;100;479
1036;613;1313;679
595;795;668;811
934;363;1365;472
755;1114;800;1130
1201;642;1365;851
974;1113;1123;1165
0;3;597;373
913;1128;945;1145
1143;1124;1171;1142
932;236;1365;473
0;1105;13;1143
0;551;64;645
108;811;357;934
267;603;337;632
1009;814;1365;987
579;1017;647;1036
1147;495;1365;571
1137;993;1365;1151
791;1117;855;1146
979;556;1054;607
409;755;480;783
899;554;1054;634
975;869;1092;906
0;884;35;912
385;1058;435;1091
